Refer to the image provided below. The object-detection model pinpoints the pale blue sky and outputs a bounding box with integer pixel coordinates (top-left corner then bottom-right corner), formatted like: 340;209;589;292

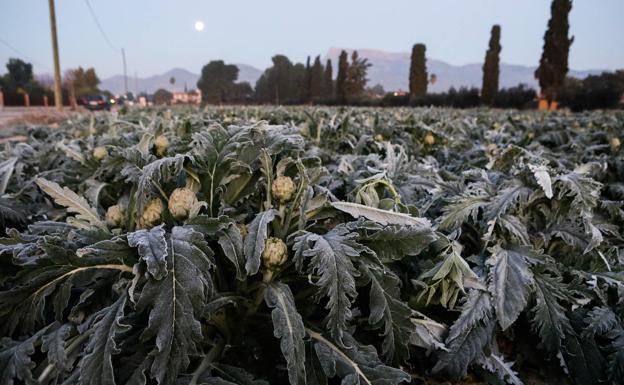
0;0;622;78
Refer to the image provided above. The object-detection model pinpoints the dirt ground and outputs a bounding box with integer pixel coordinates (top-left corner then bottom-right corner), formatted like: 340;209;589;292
0;106;79;144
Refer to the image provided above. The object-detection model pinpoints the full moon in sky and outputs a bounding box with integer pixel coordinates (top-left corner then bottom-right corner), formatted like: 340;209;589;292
194;21;205;31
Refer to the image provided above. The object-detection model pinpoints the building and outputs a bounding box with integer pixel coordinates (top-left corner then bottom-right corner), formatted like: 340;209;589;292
171;89;202;105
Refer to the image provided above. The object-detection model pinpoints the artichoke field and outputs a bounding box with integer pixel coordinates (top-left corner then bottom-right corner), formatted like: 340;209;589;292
0;106;623;385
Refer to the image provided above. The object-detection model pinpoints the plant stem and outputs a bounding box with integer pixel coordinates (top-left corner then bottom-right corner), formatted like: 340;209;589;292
189;337;225;385
37;329;94;384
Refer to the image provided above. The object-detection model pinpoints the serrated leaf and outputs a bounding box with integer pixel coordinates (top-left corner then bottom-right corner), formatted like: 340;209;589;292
478;354;524;385
243;209;277;276
0;157;17;195
292;227;362;343
433;290;495;378
530;274;573;354
79;294;129;385
127;225;168;280
217;222;246;281
308;330;409;385
265;283;306;385
0;325;51;385
486;245;534;330
331;201;431;227
529;164;553;199
349;220;437;262
136;226;214;385
359;261;413;364
41;322;73;373
36;178;106;229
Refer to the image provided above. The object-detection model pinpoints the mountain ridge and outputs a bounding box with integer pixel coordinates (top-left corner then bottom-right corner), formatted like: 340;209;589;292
99;48;606;95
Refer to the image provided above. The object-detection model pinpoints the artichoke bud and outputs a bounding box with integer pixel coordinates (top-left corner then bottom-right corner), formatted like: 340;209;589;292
235;223;248;238
93;146;108;161
262;237;288;271
168;187;198;220
105;204;125;228
424;133;435;146
271;176;295;204
138;198;164;228
154;135;169;157
611;137;621;153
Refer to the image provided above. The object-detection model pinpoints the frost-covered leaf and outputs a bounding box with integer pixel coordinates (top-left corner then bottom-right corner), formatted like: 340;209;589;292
79;294;129;385
486;245;534;330
41;322;73;373
243;209;277;276
265;283;306;385
433;290;495;378
127;225;168;280
0;157;17;195
308;330;410;385
348;220;437;262
292;227;362;343
36;178;106;229
0;325;51;385
136;226;214;385
529;164;553;199
217;221;246;281
478;354;524;385
331;201;431;227
530;274;573;354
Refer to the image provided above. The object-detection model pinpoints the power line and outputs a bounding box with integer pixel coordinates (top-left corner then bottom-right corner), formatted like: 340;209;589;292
84;0;119;52
83;0;128;94
0;35;52;72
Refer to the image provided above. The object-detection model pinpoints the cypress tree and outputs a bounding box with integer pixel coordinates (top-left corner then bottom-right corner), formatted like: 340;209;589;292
323;59;333;98
535;0;574;102
310;55;324;100
336;50;349;101
482;25;502;105
304;56;312;101
409;44;427;97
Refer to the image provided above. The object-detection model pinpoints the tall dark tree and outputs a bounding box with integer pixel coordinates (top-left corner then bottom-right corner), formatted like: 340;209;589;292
482;25;502;105
292;63;308;101
336;50;349;101
409;44;428;97
535;0;574;101
309;55;324;100
255;55;296;104
304;56;313;101
344;51;370;98
322;59;333;98
3;58;34;90
197;60;239;103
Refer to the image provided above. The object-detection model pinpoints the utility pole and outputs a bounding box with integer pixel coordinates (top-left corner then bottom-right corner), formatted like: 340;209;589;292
48;0;63;111
122;48;128;95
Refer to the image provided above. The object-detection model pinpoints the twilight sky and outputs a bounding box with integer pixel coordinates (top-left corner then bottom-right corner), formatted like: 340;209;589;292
0;0;622;78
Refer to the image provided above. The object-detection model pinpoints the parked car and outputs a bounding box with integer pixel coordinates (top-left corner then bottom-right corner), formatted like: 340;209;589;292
82;95;112;111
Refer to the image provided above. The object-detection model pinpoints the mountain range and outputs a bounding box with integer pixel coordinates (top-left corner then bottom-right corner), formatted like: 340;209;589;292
99;48;605;95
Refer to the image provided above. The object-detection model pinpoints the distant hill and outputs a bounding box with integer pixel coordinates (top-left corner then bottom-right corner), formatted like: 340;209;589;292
325;48;604;92
100;65;262;95
100;49;606;95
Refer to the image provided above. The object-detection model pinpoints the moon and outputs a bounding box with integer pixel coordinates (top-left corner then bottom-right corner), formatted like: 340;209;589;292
194;21;205;32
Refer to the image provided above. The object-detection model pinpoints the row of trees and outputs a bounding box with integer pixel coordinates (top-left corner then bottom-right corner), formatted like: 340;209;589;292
0;58;102;106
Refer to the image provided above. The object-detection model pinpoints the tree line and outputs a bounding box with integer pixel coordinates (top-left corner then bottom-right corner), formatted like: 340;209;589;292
0;58;104;106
